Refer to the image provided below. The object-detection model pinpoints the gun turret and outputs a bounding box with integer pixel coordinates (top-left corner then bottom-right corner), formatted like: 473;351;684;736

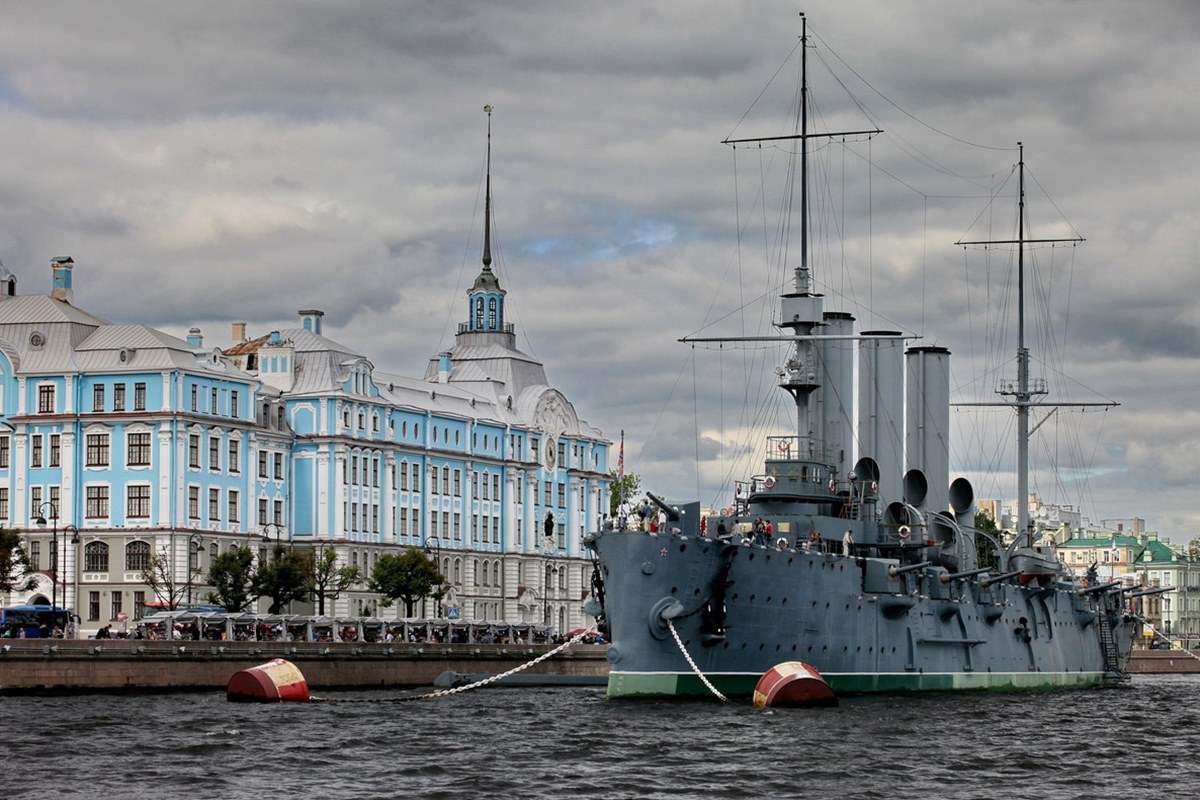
979;570;1022;588
1077;581;1122;596
646;492;681;521
888;560;931;578
1124;586;1176;600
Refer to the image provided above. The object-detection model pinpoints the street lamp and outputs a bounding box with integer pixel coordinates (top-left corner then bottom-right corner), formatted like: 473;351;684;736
62;524;80;637
34;501;60;610
424;536;443;618
185;533;204;606
261;522;291;550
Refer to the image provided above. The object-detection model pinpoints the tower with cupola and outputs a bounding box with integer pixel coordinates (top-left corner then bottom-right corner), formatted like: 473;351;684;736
466;104;507;335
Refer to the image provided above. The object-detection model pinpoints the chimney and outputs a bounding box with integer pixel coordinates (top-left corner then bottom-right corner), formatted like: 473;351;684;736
299;309;324;335
231;322;247;343
187;327;204;348
437;352;453;383
50;256;74;304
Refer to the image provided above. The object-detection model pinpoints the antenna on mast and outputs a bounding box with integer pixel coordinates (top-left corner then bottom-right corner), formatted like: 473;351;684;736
482;104;493;269
953;143;1110;549
799;11;808;289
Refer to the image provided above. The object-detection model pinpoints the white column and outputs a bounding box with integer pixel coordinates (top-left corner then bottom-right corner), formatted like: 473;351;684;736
157;427;172;527
160;371;172;411
524;470;536;554
64;375;74;413
17;377;25;415
13;427;26;524
60;431;75;527
383;452;396;543
504;472;518;554
316;449;331;540
248;433;259;532
333;446;347;539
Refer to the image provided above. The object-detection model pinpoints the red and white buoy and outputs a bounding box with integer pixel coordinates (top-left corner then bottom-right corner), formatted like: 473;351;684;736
226;658;311;703
753;661;837;708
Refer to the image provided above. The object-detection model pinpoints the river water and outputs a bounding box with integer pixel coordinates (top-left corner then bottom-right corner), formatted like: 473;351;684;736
6;674;1197;799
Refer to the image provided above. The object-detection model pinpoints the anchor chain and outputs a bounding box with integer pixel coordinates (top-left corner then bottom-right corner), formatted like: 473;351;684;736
666;619;727;702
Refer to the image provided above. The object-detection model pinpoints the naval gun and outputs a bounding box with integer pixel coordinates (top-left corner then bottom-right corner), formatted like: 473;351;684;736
645;492;701;538
1123;586;1176;600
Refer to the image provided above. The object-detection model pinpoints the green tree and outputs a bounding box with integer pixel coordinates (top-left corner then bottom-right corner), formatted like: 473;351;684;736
308;547;360;616
369;548;445;618
608;471;642;517
0;529;37;598
253;546;312;614
206;546;256;612
975;511;1000;570
1188;537;1200;562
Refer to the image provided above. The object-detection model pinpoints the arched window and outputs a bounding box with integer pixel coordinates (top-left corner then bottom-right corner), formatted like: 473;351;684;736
453;558;462;585
442;557;450;580
559;567;567;590
209;542;219;566
474;559;481;586
125;540;150;572
558;607;566;634
545;564;553;592
475;298;484;329
487;298;497;328
492;561;500;586
481;559;490;586
84;541;108;572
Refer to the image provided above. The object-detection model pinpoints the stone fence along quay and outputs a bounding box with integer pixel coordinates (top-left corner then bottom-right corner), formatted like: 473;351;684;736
0;640;610;693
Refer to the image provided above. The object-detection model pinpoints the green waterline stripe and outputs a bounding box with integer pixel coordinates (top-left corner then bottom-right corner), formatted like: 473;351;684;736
606;670;1107;697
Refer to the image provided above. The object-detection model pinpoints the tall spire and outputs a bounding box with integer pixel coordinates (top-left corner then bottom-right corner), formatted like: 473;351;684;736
482;104;493;269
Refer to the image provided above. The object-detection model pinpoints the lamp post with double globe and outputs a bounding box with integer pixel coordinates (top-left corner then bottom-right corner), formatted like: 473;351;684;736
33;501;59;611
423;536;443;618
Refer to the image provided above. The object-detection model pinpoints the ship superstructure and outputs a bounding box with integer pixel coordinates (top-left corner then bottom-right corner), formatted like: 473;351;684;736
586;15;1138;698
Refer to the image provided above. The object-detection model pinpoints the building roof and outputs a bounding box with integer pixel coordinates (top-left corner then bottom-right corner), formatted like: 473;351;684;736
1058;534;1142;549
223;333;272;356
0;295;107;326
76;324;194;352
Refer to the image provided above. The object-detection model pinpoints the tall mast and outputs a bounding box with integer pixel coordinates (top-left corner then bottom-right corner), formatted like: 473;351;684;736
1015;142;1029;544
482;104;493;269
954;145;1102;552
799;12;808;290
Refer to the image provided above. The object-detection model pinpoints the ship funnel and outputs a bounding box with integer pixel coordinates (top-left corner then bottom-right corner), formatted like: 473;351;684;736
949;477;975;524
852;456;880;485
903;468;928;509
815;312;855;474
905;346;951;514
857;331;904;503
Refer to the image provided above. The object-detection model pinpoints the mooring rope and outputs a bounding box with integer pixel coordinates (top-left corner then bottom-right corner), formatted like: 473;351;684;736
666;619;727;702
313;629;596;704
1134;616;1200;664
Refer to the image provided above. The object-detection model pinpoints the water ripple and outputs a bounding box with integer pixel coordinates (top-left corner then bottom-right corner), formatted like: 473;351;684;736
3;676;1197;799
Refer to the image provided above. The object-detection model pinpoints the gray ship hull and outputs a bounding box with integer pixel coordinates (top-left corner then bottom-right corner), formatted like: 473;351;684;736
591;529;1135;698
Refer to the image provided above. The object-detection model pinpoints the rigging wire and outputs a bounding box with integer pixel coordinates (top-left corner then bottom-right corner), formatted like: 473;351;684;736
807;24;1017;152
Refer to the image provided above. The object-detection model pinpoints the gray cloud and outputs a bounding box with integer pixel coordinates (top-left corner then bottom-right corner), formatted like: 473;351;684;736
1;0;1197;538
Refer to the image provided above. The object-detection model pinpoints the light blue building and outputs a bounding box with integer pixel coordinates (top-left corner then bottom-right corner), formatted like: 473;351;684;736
1;251;609;633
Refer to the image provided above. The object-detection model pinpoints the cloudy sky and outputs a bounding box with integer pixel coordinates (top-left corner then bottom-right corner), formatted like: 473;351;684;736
0;1;1197;539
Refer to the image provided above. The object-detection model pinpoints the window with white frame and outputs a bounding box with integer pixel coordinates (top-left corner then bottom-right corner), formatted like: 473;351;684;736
85;485;109;519
126;485;150;518
127;432;151;467
37;384;55;413
86;433;110;467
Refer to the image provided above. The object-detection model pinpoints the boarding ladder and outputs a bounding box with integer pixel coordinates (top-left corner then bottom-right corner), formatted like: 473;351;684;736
1096;611;1125;681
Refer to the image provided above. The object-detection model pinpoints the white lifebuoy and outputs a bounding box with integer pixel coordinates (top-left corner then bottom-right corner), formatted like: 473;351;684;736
827;479;837;492
898;525;912;542
721;506;732;517
763;476;777;490
870;481;879;494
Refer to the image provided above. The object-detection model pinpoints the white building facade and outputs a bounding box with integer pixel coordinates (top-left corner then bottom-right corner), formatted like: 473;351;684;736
0;255;610;634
